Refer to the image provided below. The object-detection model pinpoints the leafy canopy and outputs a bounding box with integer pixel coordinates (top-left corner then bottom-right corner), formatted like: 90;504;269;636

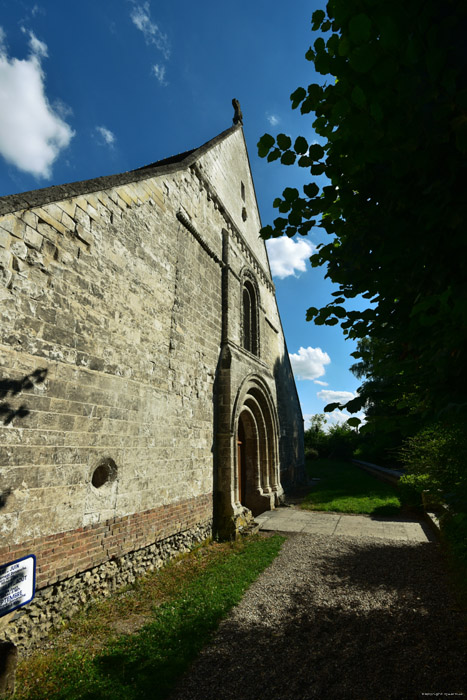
258;0;467;423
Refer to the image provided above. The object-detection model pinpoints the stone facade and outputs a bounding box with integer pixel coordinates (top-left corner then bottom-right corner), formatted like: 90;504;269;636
0;124;304;655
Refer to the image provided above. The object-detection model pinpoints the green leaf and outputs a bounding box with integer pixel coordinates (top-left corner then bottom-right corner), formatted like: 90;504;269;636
332;306;347;318
324;402;341;412
280;151;296;165
294;136;308;154
344;397;364;413
267;148;281;162
306;306;319;321
309;143;325;160
310;254;321;268
349;13;372;44
259;225;273;240
347;417;361;428
290;86;306;109
272;198;282;209
311;163;326;175
257;133;275;158
314;51;333;75
288;210;302;226
273;217;287;230
303;182;319;198
311;9;325;31
326;34;340;56
277;133;292;150
298;155;313;167
314;37;325;54
308;83;323;104
283;187;299;201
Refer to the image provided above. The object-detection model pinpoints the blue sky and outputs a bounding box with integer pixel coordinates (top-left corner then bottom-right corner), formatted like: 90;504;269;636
0;0;364;428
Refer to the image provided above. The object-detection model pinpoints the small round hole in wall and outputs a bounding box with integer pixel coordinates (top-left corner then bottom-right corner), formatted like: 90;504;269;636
91;457;117;489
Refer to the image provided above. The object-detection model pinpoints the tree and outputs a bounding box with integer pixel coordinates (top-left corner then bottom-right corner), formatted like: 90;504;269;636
258;0;467;427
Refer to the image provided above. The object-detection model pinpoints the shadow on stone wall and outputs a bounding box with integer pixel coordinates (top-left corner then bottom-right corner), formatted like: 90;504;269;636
0;368;47;426
0;368;48;511
273;353;305;487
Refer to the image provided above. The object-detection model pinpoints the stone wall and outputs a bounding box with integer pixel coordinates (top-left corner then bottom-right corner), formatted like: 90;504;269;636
0;171;222;551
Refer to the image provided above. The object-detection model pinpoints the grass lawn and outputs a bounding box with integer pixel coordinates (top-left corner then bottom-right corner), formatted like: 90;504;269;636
13;534;284;700
302;458;401;516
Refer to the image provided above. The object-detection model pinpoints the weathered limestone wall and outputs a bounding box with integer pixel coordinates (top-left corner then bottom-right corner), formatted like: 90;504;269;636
0;168;222;583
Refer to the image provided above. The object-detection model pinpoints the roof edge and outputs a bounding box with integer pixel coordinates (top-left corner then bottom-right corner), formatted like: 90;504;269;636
0;124;242;216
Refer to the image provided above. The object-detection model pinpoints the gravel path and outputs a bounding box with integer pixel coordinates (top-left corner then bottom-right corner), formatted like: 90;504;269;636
171;533;466;700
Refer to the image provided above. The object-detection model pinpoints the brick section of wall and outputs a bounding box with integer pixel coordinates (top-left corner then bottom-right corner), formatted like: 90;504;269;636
0;493;212;590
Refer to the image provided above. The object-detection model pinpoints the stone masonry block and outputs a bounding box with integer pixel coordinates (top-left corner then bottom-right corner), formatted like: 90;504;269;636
21;210;38;228
56;200;76;219
0;228;9;248
127;183;149;204
116;188;136;207
10;240;28;260
60;211;76;232
23;226;44;251
0;214;26;239
75;225;93;246
0;248;12;269
36;208;68;235
0;267;12;287
74;206;91;231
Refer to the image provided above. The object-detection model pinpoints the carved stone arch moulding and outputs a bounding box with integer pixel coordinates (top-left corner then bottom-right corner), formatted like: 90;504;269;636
232;374;282;514
240;267;261;357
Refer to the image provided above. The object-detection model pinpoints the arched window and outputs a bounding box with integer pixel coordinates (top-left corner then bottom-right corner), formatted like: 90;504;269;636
242;279;258;355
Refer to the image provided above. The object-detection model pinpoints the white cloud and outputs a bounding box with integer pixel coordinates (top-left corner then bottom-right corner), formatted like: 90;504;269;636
130;2;170;59
152;63;167;86
314;379;328;386
27;31;47;58
289;346;331;381
266;237;314;279
0;28;74;178
326;409;366;428
95;125;116;147
266;113;280;126
317;389;357;405
53;98;73;119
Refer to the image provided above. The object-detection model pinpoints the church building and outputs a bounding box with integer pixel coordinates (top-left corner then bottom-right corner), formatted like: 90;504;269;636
0;117;304;655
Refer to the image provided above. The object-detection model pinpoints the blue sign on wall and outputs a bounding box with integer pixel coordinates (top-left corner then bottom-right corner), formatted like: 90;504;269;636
0;554;36;617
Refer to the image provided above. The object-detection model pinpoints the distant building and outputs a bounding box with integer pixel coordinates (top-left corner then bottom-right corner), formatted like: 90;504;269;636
0;122;304;654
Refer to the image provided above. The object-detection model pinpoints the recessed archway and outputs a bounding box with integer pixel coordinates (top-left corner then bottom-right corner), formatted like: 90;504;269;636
233;376;282;515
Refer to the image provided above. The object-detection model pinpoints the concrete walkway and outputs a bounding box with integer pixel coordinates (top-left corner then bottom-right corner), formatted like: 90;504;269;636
255;507;434;542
